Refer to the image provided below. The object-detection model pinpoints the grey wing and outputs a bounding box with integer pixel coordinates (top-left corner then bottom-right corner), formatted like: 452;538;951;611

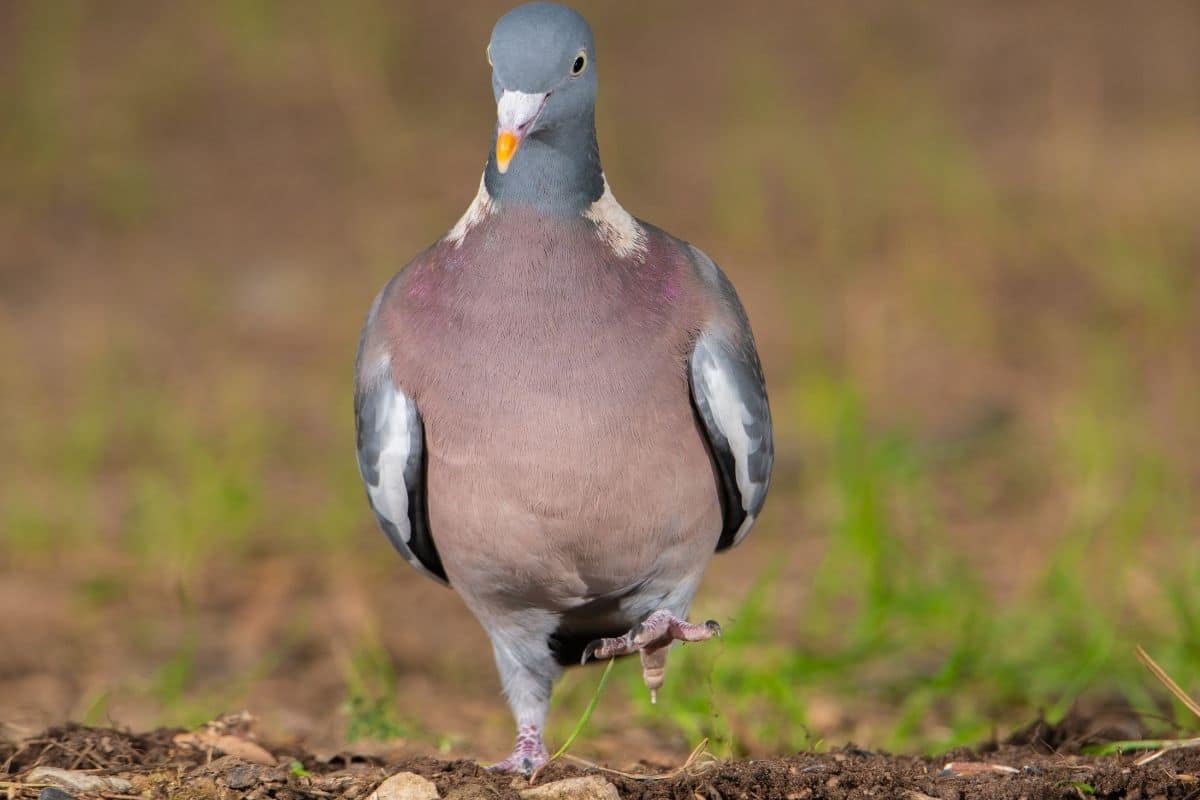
686;246;774;551
354;349;448;585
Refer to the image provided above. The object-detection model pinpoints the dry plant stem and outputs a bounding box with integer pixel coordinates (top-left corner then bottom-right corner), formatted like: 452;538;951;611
1133;738;1200;766
1131;644;1200;766
561;737;718;781
1135;645;1200;720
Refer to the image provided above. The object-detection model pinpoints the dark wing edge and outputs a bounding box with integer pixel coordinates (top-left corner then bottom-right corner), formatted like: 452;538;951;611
685;245;774;551
354;297;448;585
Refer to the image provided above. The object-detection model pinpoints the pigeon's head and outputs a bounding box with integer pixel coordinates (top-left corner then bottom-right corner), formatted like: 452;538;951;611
486;2;597;174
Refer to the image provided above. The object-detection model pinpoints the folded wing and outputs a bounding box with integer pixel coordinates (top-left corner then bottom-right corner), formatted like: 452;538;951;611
686;246;774;550
354;353;448;584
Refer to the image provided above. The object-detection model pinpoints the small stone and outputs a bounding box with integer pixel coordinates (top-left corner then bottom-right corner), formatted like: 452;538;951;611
173;731;277;765
225;764;263;790
939;762;1018;778
25;767;134;794
314;775;363;794
38;789;74;800
520;776;619;800
369;771;440;800
213;734;277;765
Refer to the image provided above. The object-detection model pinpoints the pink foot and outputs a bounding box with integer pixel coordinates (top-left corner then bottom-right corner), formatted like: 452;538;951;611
487;723;549;775
581;609;722;702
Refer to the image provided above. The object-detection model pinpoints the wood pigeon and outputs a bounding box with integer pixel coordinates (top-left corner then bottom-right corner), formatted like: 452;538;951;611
354;1;773;774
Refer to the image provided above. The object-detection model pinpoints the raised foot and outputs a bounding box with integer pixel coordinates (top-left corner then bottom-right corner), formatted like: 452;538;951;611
486;723;548;775
580;609;722;702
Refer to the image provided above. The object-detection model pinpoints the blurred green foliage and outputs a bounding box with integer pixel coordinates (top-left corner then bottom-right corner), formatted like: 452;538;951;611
1;0;1197;760
602;382;1199;754
342;642;424;743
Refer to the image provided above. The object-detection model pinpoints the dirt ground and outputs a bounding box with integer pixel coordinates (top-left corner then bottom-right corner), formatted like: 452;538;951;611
3;714;1199;800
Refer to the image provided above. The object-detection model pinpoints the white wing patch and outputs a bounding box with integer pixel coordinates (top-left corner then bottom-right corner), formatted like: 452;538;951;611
700;357;763;544
697;357;766;520
367;384;414;543
356;354;445;583
734;513;756;546
445;174;495;247
689;331;773;550
583;174;647;260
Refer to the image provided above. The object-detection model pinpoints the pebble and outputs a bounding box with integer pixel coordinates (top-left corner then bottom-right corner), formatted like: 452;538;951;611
224;763;263;790
25;767;134;794
939;762;1019;778
519;776;620;800
37;789;74;800
369;771;441;800
173;731;277;765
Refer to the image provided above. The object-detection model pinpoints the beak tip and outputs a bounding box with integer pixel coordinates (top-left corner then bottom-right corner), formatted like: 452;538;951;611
496;130;519;175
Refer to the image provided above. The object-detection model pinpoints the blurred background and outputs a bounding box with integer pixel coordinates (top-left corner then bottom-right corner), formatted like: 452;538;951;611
1;0;1198;765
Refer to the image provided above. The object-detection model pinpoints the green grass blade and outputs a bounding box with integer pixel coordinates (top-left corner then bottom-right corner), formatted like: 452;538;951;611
551;658;617;762
1080;740;1170;755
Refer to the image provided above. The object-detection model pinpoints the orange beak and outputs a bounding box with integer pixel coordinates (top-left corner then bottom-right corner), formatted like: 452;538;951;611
496;130;519;173
495;90;549;174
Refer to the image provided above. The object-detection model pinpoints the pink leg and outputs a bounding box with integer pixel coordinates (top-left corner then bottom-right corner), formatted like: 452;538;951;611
487;723;549;775
581;609;722;702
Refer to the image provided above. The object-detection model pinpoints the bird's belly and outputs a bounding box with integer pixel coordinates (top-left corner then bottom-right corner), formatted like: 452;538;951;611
421;370;722;614
388;229;721;616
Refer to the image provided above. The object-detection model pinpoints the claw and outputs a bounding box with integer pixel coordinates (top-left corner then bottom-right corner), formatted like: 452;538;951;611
580;639;601;665
705;619;722;637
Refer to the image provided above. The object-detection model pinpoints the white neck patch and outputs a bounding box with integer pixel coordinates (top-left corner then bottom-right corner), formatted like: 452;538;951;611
445;174;495;247
584;175;647;261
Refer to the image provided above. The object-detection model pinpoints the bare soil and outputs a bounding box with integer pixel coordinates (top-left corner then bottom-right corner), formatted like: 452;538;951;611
3;716;1198;800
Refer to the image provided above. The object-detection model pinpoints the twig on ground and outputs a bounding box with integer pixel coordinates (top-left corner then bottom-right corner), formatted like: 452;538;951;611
562;737;720;781
0;741;30;775
1128;645;1200;766
1136;645;1200;720
1134;738;1200;767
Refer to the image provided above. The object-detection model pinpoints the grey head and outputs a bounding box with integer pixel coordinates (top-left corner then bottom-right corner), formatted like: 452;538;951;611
483;2;604;214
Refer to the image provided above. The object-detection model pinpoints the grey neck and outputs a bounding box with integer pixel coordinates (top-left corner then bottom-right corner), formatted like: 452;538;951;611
484;111;604;215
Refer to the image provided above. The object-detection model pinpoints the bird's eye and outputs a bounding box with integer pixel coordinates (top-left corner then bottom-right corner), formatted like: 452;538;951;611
571;52;586;76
